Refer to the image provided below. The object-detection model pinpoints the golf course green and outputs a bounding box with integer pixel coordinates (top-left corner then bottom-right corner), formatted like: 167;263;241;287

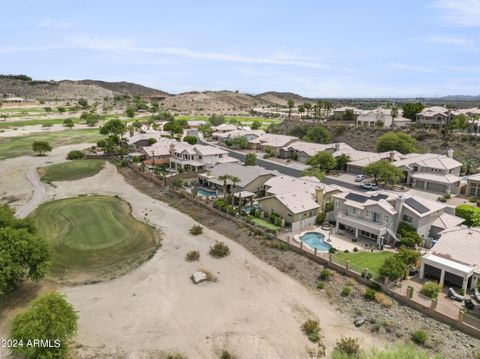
39;159;105;182
30;195;159;281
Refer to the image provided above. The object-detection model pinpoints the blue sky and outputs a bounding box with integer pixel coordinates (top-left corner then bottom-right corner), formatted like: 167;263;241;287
2;0;480;97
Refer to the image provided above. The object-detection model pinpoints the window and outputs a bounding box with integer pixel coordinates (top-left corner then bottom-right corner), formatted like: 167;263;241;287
403;214;413;223
372;212;380;223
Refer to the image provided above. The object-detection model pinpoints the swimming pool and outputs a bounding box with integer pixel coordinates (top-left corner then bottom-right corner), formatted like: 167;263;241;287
243;205;260;214
197;188;217;197
299;232;331;251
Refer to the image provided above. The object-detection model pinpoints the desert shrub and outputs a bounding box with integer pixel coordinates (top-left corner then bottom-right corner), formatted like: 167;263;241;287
382;298;393;308
420;281;441;299
374;292;385;303
364;288;376;300
329;247;337;254
411;330;427;345
334;337;361;357
209;241;230;258
190;225;203;235
167;354;187;359
185;250;200;262
319;269;332;281
317;282;325;289
341;286;352;297
66;150;85;160
353;247;359;252
302;319;321;342
220;350;233;359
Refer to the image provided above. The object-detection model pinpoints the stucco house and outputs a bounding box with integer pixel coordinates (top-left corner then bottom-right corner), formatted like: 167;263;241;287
213;129;265;143
169;143;238;172
213;123;240;133
356;108;411;128
279;141;353;162
416;106;451;127
248;134;299;151
198;162;278;195
331;191;462;246
140;138;178;166
466;173;480;198
420;227;480;292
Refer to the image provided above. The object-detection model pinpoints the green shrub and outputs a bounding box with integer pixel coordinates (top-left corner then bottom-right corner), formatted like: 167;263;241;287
220;350;233;359
341;286;352;297
185;250;200;262
319;269;332;281
316;211;326;225
411;330;427;345
379;255;406;280
420;281;441;299
317;282;325;289
302;319;321;343
455;204;480;226
334;337;361;357
364;288;377;300
209;241;230;258
190;225;203;235
66;150;85;160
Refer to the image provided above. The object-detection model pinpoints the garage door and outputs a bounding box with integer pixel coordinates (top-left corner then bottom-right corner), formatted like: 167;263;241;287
414;180;425;189
424;264;441;281
444;271;464;288
426;182;447;193
347;165;363;174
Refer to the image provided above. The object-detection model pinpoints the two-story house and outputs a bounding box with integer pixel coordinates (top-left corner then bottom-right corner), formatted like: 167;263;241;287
331;191;463;246
169;143;238;172
247;134;299;151
416;106;451;127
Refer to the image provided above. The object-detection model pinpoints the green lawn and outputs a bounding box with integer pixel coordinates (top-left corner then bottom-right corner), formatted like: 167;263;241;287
0;128;104;160
30;195;158;279
0;107;47;113
39;159;105;182
334;251;395;276
0;117;82;129
250;216;280;231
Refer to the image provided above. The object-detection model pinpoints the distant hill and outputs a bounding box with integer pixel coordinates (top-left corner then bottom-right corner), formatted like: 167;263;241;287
435;95;480;101
72;80;170;97
255;91;310;106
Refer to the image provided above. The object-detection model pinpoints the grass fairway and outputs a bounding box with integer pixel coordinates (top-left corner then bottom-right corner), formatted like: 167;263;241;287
0;128;104;160
334;251;395;277
30;195;159;282
39;159;105;182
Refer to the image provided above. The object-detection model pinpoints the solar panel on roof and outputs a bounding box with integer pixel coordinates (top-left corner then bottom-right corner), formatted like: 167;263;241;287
345;193;369;203
405;197;429;214
370;194;388;201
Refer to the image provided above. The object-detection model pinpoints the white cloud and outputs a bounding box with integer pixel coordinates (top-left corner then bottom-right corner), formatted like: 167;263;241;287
37;18;71;28
388;62;435;73
430;0;480;26
427;35;475;49
67;34;331;69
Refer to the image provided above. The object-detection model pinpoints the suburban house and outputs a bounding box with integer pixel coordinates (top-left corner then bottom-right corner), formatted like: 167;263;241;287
332;106;360;121
127;130;167;147
257;191;320;232
256;175;342;232
213;123;240;133
139;138;178;166
187;120;207;129
356;108;411;128
346;151;404;174
420;227;480;292
197;162;278;195
416;106;451;127
466;173;480;198
169;143;238;172
331;191;461;245
248;134;299;151
213;129;265;142
279;141;353;162
392;151;462;194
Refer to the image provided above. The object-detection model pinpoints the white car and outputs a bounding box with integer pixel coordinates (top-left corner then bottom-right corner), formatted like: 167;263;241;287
361;183;378;190
355;174;367;182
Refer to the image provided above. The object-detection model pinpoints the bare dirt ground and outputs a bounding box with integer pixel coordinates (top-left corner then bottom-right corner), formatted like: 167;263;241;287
0;155;383;359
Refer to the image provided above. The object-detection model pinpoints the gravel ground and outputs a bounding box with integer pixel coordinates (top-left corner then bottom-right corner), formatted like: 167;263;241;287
119;166;480;358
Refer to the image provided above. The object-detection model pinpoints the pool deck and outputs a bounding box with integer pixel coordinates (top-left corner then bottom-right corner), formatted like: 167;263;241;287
282;226;381;252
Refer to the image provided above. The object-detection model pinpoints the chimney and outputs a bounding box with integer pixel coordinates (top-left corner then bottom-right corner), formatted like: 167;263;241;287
334;143;340;151
447;149;454;158
395;195;405;212
169;143;176;157
389;151;395;162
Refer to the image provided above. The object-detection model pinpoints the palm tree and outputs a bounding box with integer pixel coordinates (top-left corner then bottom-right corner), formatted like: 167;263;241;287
298;104;305;119
323;101;333;120
218;175;230;199
303;102;312;119
390;106;399;129
287;99;294;118
229;176;241;206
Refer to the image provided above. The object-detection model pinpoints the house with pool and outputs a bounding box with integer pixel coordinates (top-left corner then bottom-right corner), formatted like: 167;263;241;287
169;143;239;172
197;162;278;196
331;191;464;246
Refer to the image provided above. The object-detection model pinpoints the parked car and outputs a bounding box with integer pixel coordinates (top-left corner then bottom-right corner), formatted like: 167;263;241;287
360;183;378;190
355;174;367;182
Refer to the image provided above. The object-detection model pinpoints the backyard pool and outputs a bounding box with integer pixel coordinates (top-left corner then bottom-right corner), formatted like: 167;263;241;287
299;232;331;251
243;205;260;214
197;188;217;197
